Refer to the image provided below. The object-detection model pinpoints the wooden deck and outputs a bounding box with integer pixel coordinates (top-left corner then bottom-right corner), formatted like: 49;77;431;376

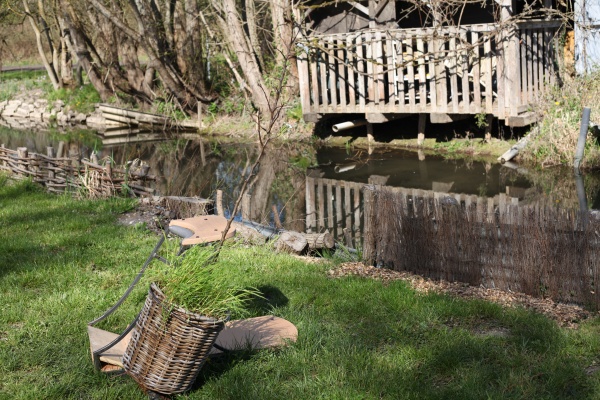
297;20;561;126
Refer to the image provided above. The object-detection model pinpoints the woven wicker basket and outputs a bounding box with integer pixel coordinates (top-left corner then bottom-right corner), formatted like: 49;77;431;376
123;283;226;395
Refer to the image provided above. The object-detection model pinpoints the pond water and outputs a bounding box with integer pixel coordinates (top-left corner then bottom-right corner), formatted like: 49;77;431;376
4;126;600;308
2;126;600;228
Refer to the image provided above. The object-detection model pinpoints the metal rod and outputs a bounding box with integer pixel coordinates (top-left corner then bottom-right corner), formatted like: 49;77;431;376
574;107;591;172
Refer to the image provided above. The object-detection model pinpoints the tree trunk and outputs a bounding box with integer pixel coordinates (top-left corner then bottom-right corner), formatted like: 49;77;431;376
217;0;272;117
23;0;61;89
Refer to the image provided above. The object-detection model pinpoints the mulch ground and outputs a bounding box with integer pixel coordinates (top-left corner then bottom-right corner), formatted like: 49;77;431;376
328;262;596;329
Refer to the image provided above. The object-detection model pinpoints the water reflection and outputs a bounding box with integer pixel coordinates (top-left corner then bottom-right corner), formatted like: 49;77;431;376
5;127;600;308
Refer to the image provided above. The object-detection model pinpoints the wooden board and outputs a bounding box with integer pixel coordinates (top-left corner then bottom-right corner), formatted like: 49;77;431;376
87;325;132;371
210;315;298;355
169;215;235;245
88;316;297;372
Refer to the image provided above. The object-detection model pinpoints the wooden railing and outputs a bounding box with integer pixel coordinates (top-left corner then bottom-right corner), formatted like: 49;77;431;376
297;20;561;120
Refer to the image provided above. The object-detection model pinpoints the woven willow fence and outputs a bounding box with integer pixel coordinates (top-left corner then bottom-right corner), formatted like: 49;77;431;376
362;186;600;310
0;144;155;198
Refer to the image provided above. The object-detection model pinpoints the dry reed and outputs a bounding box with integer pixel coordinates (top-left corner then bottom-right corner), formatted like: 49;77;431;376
365;187;600;310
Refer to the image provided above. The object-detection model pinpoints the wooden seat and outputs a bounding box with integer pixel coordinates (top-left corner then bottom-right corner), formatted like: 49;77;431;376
169;215;236;246
88;316;298;372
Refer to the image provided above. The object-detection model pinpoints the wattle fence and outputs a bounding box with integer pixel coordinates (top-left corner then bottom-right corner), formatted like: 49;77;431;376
361;186;600;310
0;144;155;198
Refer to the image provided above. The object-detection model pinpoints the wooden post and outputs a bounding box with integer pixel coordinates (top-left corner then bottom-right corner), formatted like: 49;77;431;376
418;113;426;145
242;193;251;221
362;186;376;265
0;144;5;170
501;0;521;117
367;123;375;155
57;141;65;158
343;227;354;249
47;146;55;185
306;176;316;233
105;160;112;180
216;189;224;216
17;147;28;179
69;149;80;170
485;114;494;142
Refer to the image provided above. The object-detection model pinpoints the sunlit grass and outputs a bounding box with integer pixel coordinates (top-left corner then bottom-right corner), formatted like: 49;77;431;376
2;176;600;399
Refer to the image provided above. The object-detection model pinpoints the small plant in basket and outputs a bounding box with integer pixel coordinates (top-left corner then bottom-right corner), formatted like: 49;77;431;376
147;244;259;321
123;244;260;396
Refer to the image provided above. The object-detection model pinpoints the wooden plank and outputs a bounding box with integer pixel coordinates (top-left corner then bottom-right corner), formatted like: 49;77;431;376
532;29;539;99
417;37;427;110
542;28;550;93
210;316;298;355
347;35;356;107
328;37;338;108
297;48;311;112
526;29;534;103
405;37;416;112
495;29;506;120
327;181;334;231
357;34;366;110
319;45;329;106
483;34;493;113
375;30;385;104
338;37;347;111
87;326;131;370
310;47;320;107
435;35;448;113
507;25;522;117
353;184;361;241
459;30;470;112
386;34;396;105
306;176;316;233
520;29;528;105
427;35;437;110
396;38;405;106
449;35;459;112
317;178;325;229
471;32;481;113
344;181;352;230
335;183;343;237
365;31;374;106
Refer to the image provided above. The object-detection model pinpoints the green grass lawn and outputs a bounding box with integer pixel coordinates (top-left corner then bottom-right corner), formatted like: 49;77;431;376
2;175;600;399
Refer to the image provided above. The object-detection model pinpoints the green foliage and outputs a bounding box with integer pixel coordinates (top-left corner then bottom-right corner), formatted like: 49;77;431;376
45;84;101;114
522;69;600;168
286;101;303;121
153;99;187;121
475;111;488;129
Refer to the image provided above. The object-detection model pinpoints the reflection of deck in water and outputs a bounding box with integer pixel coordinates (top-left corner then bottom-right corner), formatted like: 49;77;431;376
305;175;520;243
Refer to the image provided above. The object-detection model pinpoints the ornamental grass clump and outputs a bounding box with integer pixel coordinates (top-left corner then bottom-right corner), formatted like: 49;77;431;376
146;244;260;320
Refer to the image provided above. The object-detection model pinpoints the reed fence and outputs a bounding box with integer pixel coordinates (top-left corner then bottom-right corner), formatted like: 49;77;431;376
0;143;155;198
362;186;600;310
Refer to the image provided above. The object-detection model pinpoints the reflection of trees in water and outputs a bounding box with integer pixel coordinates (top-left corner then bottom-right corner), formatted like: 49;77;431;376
103;139;315;230
245;142;310;232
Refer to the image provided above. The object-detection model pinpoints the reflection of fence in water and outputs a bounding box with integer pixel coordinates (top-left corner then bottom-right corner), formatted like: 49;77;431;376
363;187;600;310
305;175;521;245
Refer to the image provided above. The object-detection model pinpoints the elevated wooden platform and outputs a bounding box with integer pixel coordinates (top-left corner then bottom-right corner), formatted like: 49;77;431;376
89;316;298;372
